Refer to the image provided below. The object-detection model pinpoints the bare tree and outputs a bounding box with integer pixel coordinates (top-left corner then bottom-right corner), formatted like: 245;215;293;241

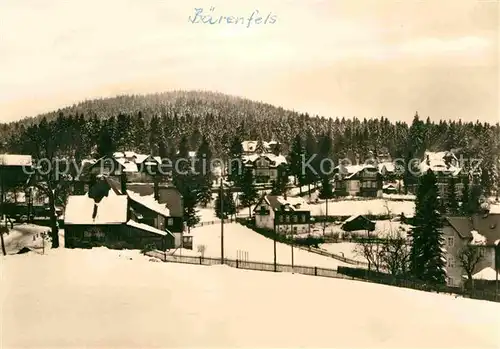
354;239;384;272
380;229;411;277
0;225;8;255
458;245;483;290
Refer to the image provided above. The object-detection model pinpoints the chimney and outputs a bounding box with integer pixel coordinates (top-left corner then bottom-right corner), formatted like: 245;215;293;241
92;203;98;221
154;178;159;201
283;192;287;201
120;173;127;194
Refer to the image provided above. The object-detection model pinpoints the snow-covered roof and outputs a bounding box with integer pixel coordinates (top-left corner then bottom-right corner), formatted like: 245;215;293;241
468;267;500;281
241;140;272;153
419;151;461;176
0;154;32;167
112;152;159;173
470;230;487;245
242;154;287;166
64;191;128;225
127;190;170;217
344;164;378;179
126;220;174;237
378;162;395;173
490;204;500;214
259;195;309;212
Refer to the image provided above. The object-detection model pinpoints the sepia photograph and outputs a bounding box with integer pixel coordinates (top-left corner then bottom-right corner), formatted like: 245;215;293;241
0;0;499;348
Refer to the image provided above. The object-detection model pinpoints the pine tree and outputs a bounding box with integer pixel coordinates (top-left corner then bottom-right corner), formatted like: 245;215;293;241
270;164;289;196
318;175;334;200
239;167;259;217
214;188;236;219
460;176;471;215
255;139;266;154
446;176;459;215
409;170;446;284
304;131;319;196
289;135;305;191
196;137;213;207
228;136;244;186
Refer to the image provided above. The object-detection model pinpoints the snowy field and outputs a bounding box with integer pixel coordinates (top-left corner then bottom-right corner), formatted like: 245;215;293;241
308;199;415;217
197;198;415;224
1;247;499;348
319;242;364;262
173;223;351;269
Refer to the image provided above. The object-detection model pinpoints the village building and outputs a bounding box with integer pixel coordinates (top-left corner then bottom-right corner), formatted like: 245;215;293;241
441;212;500;287
407;150;465;196
242;153;288;184
333;164;383;198
64;175;186;251
253;195;311;235
86;151;163;185
0;154;34;219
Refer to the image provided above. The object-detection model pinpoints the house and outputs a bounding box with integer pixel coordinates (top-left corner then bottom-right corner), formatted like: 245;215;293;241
242;153;287;184
87;151;162;184
409;151;465;197
253;195;311;235
441;213;500;287
377;161;398;181
0;154;33;218
64;175;183;251
333;164;383;197
341;215;376;232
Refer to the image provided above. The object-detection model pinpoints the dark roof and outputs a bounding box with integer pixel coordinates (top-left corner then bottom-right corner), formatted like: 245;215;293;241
446;214;500;245
445;217;473;239
341;215;376;232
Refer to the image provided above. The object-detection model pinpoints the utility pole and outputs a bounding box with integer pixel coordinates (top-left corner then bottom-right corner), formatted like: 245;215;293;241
495;241;499;301
273;209;277;272
220;177;224;264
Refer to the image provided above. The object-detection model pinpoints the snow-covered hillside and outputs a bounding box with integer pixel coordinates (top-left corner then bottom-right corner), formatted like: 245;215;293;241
1;248;499;348
173;223;350;269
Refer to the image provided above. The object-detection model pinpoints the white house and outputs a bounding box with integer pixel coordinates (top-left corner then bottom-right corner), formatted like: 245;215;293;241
253;195;311;235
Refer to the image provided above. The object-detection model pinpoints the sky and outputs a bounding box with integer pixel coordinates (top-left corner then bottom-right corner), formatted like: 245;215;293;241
0;0;498;124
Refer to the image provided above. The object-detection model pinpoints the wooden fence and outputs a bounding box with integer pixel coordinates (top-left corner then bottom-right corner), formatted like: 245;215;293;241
146;250;500;303
296;245;369;267
146;250;352;279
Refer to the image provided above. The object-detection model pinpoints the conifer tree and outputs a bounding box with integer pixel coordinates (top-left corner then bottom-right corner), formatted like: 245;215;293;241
304;131;318;195
318;175;334;200
239;167;259;217
228;136;244;186
214;188;236;219
409;170;446;284
196;137;213;207
446;176;459;215
460;176;471;215
289;135;305;191
270;164;289;196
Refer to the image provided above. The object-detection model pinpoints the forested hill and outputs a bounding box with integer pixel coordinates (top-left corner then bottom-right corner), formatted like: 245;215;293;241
1;90;499;186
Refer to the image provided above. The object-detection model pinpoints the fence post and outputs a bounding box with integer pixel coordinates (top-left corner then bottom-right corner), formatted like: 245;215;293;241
236;259;239;268
314;267;317;276
199;255;202;264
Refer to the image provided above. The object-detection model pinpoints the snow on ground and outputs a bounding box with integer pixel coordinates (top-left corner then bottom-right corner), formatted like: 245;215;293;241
173;223;350;269
2;224;53;254
319;242;364;262
308;199;415;217
1;247;499;348
471;230;487;245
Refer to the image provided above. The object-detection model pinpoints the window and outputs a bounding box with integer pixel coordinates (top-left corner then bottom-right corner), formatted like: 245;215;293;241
167;218;174;226
479;247;486;257
285;215;290;223
279;215;284;223
447;255;456;268
446;236;454;247
293;215;298;223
